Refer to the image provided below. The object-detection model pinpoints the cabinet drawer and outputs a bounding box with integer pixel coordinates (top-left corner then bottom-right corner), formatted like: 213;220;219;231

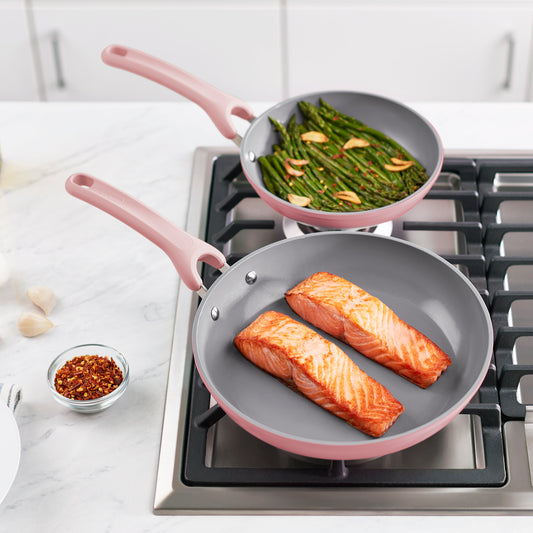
286;2;533;102
32;1;283;102
0;2;40;100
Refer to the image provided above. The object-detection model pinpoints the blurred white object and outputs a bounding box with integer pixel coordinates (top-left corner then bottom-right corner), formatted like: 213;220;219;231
0;253;9;286
0;384;21;504
0;383;22;415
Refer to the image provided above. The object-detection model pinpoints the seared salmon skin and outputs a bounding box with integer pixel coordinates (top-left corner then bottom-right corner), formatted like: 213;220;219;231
285;272;451;388
234;310;404;438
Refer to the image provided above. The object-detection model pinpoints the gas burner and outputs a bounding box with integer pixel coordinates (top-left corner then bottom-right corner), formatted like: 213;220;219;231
282;216;394;239
154;148;533;515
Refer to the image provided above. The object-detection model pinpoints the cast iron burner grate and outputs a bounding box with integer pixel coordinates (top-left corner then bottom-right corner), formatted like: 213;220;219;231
181;155;533;488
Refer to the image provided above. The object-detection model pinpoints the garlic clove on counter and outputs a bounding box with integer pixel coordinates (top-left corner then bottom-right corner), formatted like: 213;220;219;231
17;311;54;337
27;286;56;315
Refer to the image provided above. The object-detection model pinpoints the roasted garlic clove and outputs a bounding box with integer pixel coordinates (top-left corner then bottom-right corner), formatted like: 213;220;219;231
300;131;329;143
27;286;56;315
285;157;309;167
342;137;370;149
390;157;413;166
17;312;54;337
287;194;312;207
384;162;413;172
334;191;362;205
284;159;306;177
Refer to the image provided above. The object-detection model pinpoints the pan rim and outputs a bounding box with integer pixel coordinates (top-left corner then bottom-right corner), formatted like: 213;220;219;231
192;232;493;458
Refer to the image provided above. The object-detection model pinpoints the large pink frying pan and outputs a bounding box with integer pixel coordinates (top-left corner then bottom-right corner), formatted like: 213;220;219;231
65;173;492;460
101;44;443;229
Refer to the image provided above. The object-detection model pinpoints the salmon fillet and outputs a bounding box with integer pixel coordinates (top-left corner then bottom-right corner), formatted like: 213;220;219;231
234;310;404;438
285;272;451;388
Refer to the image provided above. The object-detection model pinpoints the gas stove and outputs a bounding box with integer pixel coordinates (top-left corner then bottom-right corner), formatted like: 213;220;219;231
153;146;533;514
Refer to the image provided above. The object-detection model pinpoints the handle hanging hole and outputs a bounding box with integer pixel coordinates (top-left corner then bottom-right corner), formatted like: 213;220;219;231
71;174;94;188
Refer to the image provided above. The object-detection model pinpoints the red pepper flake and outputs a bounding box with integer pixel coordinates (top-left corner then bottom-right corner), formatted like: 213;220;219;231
333;115;338;121
54;355;123;401
332;153;345;160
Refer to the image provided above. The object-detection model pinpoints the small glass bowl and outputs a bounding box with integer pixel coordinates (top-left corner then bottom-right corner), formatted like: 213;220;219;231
47;344;129;413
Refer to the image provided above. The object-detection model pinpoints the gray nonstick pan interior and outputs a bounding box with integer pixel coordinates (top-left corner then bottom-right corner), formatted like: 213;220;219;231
192;232;492;457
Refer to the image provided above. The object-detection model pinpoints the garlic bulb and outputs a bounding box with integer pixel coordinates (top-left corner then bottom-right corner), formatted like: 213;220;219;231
17;311;54;337
27;286;56;315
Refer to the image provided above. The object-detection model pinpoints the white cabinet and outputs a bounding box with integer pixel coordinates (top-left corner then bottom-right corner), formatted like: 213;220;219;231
285;1;533;102
3;1;533;103
30;0;283;102
0;0;41;100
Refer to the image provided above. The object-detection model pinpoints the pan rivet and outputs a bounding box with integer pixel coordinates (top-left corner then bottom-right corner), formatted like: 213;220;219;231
248;151;256;162
245;271;257;285
210;307;220;321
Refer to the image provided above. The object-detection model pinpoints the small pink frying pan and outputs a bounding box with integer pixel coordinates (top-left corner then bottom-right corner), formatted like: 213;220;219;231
101;44;444;229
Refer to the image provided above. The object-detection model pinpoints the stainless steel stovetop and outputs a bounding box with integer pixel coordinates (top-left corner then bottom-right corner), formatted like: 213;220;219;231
153;146;533;515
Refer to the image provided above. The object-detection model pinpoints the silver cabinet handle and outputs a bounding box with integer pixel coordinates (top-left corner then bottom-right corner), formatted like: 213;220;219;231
51;31;66;89
503;32;515;90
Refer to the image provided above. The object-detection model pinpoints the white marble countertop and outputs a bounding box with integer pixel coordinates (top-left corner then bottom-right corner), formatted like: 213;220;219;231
0;101;533;532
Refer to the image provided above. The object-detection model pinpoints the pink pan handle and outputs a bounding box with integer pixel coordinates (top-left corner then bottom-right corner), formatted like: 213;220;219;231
101;44;255;141
65;173;227;294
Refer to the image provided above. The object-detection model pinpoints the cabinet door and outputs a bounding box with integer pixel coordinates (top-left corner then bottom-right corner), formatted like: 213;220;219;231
0;0;40;100
31;0;283;102
286;2;533;102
